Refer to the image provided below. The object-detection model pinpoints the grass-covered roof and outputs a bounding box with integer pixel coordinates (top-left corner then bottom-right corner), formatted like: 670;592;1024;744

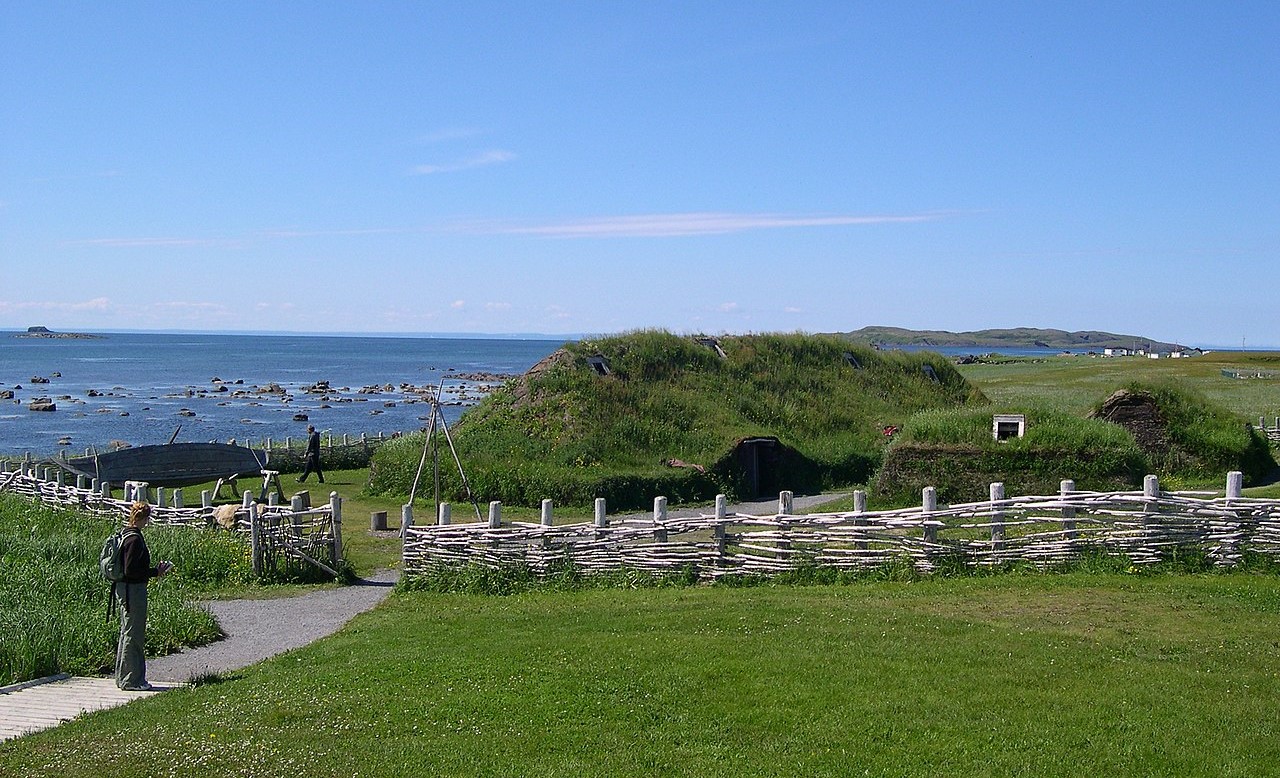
371;330;985;508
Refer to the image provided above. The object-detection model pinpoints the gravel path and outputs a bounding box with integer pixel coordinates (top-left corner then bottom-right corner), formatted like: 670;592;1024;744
147;569;399;684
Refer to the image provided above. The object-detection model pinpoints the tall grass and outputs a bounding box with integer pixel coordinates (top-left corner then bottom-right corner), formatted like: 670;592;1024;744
0;494;254;685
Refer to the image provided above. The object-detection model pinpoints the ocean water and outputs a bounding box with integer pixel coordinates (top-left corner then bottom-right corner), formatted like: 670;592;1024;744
0;332;562;456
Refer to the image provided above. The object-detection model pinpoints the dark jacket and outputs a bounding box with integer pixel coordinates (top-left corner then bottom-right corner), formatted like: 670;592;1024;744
119;528;159;584
306;431;321;460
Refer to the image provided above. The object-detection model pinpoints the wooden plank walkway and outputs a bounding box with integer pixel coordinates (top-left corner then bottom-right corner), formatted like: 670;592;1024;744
0;675;169;742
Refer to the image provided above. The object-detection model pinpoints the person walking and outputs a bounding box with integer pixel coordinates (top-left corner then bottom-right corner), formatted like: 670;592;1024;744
299;424;324;483
115;501;173;691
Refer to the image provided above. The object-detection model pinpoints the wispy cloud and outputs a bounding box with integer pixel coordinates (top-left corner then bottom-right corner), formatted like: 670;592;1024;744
451;300;466;309
464;211;949;238
0;297;111;313
411;150;516;175
63;210;951;250
62;236;249;249
718;302;739;313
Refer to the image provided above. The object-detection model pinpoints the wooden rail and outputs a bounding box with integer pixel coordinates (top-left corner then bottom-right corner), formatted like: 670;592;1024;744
402;472;1280;581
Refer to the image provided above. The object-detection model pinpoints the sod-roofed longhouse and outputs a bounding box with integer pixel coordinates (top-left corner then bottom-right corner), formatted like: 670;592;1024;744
369;331;986;509
874;381;1276;505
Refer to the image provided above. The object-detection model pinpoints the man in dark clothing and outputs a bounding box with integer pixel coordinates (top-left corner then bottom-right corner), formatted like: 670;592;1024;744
299;424;324;483
115;501;172;691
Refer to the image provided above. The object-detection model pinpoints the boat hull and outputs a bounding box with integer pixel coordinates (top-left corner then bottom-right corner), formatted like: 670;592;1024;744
65;442;268;488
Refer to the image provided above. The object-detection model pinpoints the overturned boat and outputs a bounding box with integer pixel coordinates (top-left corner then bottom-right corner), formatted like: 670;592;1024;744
64;442;269;488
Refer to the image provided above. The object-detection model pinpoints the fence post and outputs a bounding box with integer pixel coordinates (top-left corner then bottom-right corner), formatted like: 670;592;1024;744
242;489;254;510
990;482;1005;553
289;493;306;537
401;504;413;538
714;494;727;555
201;489;213;508
250;503;262;578
330;491;343;565
1143;474;1160;522
173;488;184;509
922;487;938;544
778;490;794;516
593;498;607;528
156;487;167;509
653;496;668;543
544;498;556;527
853;489;868;552
488;501;502;529
1060;480;1077;539
1226;471;1243;501
438;502;451;526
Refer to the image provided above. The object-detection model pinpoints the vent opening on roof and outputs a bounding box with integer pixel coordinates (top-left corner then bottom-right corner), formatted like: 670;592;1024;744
587;356;611;376
693;336;727;359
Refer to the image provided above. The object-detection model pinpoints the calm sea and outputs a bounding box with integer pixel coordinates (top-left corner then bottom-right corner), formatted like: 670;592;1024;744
0;332;562;456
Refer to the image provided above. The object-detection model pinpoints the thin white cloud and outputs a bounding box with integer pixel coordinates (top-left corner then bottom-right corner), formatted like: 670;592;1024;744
784;306;802;314
485;302;512;311
465;211;949;238
62;236;247;249
412;150;516;175
64;210;952;250
451;300;466;309
0;297;111;313
718;302;739;313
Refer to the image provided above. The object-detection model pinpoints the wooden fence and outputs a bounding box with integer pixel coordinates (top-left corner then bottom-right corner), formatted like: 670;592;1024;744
401;472;1280;581
0;460;343;580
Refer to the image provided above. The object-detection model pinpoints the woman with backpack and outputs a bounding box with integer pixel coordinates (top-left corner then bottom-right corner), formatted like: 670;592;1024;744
114;501;173;691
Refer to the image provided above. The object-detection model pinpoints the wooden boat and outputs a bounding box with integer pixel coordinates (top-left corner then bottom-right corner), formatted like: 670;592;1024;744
64;442;269;488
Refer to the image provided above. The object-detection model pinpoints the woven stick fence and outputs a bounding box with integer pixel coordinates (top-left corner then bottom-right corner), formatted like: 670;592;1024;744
402;472;1280;581
0;459;342;579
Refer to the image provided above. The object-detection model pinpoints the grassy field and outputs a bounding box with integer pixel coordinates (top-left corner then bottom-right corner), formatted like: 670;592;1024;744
956;351;1280;418
3;573;1279;776
3;349;1280;772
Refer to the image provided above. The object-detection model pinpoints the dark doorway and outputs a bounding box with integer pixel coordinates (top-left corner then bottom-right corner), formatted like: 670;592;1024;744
735;437;781;497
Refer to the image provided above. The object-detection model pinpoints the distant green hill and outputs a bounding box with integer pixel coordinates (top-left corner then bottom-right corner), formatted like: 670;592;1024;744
836;326;1186;352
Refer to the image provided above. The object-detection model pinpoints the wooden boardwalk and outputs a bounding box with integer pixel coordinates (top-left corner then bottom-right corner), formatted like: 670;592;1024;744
0;675;169;742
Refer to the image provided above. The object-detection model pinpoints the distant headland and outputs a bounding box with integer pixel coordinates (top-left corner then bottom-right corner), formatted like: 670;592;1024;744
835;326;1187;352
12;326;103;340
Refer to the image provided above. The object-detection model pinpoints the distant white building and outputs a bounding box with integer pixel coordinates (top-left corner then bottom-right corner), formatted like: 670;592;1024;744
1103;347;1131;357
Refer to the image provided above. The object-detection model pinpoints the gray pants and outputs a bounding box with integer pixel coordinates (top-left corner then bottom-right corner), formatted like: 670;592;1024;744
114;581;148;690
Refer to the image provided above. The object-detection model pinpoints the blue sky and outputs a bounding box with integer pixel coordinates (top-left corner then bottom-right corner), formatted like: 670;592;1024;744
2;2;1276;346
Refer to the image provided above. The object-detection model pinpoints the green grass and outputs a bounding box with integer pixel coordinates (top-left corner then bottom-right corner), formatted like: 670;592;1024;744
957;351;1280;418
0;494;253;685
5;574;1280;776
371;331;983;509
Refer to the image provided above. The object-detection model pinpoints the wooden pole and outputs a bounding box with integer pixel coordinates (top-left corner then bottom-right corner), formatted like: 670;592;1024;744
990;482;1005;553
330;491;343;565
922;487;938;544
1060;480;1077;540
